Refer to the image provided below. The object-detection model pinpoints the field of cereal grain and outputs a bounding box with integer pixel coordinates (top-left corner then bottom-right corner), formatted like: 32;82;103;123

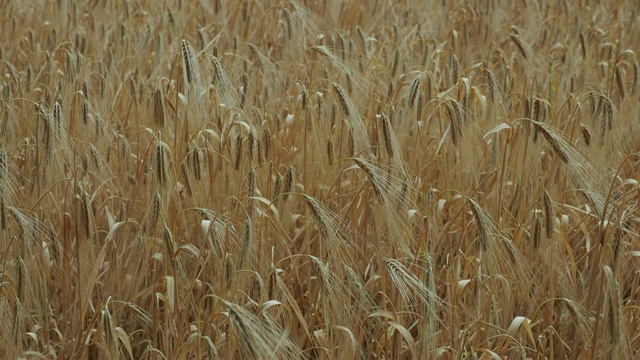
1;1;640;358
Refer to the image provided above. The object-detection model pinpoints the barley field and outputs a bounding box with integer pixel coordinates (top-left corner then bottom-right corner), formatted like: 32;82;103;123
1;0;640;359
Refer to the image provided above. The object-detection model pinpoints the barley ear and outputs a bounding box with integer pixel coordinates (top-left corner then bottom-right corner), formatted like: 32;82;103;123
543;189;554;238
468;198;490;251
283;165;293;201
239;216;253;270
531;121;569;164
153;86;165;127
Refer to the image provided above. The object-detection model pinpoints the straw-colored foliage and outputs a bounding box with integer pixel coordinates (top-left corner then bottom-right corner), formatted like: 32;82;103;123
1;0;640;358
